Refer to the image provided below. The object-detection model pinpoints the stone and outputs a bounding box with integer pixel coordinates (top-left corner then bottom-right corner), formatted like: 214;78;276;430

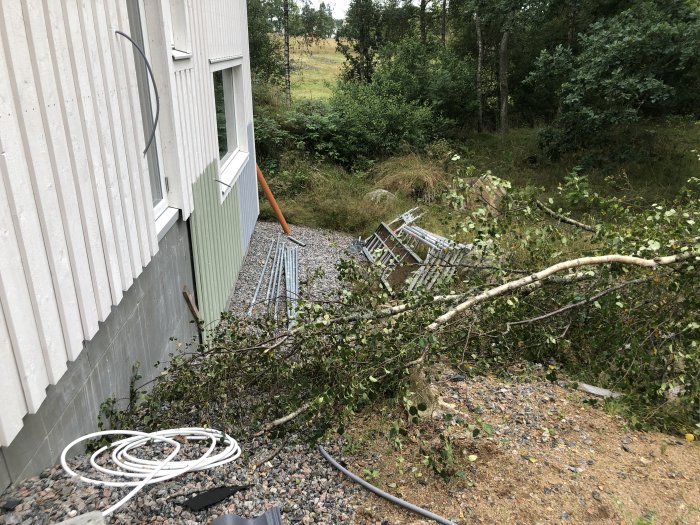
2;497;22;511
364;189;396;204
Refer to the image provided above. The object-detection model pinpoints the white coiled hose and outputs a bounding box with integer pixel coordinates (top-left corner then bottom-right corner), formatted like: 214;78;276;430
60;427;241;516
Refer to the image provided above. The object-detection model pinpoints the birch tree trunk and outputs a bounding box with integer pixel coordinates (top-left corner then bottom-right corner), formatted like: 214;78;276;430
475;12;483;131
283;0;291;105
499;27;510;132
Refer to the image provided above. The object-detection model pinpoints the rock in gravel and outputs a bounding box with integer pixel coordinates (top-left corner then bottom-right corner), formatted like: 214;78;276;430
1;499;21;512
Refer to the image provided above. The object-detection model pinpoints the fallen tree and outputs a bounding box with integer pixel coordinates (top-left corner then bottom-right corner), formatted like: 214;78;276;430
100;172;700;439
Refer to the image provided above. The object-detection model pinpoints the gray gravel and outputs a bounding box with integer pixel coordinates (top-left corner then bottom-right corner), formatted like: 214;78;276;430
228;221;356;317
0;221;366;525
0;436;361;524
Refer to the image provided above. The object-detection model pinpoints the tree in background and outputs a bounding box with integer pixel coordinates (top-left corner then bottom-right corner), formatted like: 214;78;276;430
527;0;700;156
250;0;700;158
300;1;335;39
336;0;384;82
247;0;284;82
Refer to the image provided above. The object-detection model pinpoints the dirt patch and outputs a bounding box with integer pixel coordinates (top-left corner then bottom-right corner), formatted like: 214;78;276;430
341;365;700;524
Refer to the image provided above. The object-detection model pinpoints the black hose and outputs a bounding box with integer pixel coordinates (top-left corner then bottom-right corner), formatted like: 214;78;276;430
318;445;458;525
115;30;160;156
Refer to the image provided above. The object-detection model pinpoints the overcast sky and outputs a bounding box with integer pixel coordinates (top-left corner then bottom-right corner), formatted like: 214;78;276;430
308;0;350;19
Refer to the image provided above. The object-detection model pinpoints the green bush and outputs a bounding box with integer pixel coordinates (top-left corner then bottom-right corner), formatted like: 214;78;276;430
527;1;700;156
285;81;439;167
373;37;477;125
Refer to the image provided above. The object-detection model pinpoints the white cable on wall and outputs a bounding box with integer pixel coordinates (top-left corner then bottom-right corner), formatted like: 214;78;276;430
60;427;241;516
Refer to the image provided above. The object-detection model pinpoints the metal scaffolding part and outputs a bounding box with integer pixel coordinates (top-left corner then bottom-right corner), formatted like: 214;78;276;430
362;208;473;291
247;239;276;315
266;238;285;318
249;234;303;326
284;245;299;329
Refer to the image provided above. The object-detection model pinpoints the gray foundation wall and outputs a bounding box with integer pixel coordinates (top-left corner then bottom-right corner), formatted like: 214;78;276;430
0;219;199;492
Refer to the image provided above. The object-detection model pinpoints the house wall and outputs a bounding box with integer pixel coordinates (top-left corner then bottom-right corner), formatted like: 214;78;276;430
0;0;158;448
190;162;245;326
0;0;259;487
167;0;259;325
0;219;198;491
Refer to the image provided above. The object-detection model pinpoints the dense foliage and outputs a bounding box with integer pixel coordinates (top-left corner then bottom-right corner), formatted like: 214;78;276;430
104;174;699;439
284;82;438;166
527;1;700;156
211;0;700;443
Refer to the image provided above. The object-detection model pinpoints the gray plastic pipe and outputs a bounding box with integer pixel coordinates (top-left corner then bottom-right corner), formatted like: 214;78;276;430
318;446;458;525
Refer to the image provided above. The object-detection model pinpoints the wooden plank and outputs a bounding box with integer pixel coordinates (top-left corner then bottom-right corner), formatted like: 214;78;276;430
104;0;150;269
62;0;124;306
0;300;30;446
177;71;194;216
182;286;202;327
0;2;70;384
0;132;49;414
77;0;133;291
46;0;112;324
24;0;98;351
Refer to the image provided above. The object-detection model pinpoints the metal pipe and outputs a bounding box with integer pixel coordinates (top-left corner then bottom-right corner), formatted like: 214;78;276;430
256;164;291;236
265;235;281;305
287;236;306;247
318;446;457;525
247;240;275;315
274;243;285;320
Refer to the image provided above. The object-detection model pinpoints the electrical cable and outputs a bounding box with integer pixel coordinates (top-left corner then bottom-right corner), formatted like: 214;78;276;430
318;445;458;525
60;427;241;517
115;30;160;155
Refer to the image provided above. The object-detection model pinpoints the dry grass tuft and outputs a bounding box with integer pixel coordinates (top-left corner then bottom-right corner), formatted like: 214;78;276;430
373;154;449;202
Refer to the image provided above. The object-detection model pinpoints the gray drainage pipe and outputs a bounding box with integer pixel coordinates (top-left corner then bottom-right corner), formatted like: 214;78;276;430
318;446;458;525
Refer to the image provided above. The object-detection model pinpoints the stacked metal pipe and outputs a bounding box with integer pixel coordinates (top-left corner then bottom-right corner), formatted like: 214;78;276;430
284;245;299;328
247;234;301;326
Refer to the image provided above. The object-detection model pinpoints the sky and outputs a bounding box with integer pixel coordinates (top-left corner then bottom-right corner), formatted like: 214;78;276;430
307;0;350;19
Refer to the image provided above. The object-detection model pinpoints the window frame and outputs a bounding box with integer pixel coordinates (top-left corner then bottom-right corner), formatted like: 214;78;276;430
163;0;192;60
126;0;170;221
210;58;248;202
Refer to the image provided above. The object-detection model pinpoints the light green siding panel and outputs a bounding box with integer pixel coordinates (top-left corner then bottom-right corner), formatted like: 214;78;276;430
190;161;245;328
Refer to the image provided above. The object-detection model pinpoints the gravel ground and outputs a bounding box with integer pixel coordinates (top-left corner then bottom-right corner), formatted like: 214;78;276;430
0;221;362;525
0;435;360;524
227;221;357;317
346;363;700;525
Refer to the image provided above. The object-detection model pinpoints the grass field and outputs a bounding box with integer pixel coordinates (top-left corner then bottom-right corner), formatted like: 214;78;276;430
290;38;343;100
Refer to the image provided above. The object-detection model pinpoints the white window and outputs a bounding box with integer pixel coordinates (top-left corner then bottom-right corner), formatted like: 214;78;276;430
213;64;248;199
163;0;191;59
127;0;169;219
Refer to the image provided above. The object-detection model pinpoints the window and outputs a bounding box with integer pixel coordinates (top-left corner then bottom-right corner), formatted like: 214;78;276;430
213;65;248;198
127;0;168;218
163;0;191;58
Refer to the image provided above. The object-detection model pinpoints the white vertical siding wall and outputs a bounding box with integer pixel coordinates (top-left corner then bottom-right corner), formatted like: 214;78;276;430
170;0;258;230
0;0;157;447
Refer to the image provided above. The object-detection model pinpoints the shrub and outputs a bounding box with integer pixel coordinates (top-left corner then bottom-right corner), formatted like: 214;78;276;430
373;38;477;125
285;81;440;167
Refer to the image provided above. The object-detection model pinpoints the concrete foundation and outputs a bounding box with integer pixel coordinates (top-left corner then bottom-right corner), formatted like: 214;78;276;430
0;219;198;491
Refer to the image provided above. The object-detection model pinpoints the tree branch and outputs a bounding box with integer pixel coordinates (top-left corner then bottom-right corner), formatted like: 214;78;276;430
505;277;648;331
428;251;698;331
254;401;313;436
535;199;595;232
